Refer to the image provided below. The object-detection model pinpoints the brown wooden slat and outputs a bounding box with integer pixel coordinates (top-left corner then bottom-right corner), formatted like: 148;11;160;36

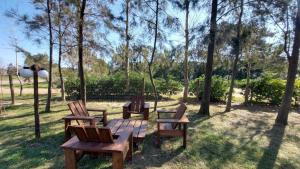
68;103;81;125
98;128;114;143
68;103;80;116
110;119;124;134
84;126;101;142
133;120;142;137
116;119;131;135
106;119;118;129
70;126;88;142
78;100;89;116
74;101;86;116
127;119;137;129
137;120;147;139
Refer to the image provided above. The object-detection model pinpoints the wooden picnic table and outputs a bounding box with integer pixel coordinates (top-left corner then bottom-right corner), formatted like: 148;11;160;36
106;119;148;143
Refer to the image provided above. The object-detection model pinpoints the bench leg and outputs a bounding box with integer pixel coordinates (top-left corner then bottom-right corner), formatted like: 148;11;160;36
64;120;71;141
112;152;124;169
183;124;187;149
156;125;161;148
64;149;77;169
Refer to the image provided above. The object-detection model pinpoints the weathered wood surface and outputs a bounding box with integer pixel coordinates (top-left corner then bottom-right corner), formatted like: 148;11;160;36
107;119;148;143
64;100;107;140
61;126;133;169
156;103;189;148
123;96;150;120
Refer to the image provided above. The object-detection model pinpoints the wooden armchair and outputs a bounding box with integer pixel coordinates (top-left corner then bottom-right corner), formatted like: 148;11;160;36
61;125;133;169
123;95;150;120
156;103;189;148
63;100;108;140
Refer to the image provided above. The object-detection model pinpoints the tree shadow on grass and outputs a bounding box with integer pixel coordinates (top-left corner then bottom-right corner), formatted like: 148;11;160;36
126;131;185;168
231;104;278;114
256;124;286;169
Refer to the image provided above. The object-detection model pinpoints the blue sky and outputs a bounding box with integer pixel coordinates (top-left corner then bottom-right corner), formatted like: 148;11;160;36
0;0;186;68
0;0;280;68
0;0;48;68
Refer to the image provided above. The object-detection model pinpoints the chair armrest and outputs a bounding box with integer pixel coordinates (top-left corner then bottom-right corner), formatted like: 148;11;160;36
87;108;107;124
156;118;189;124
157;109;177;114
123;102;131;108
63;115;95;121
87;108;107;112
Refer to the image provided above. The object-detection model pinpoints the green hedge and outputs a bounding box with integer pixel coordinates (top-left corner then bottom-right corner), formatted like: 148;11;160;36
65;72;182;100
190;75;228;102
241;76;300;105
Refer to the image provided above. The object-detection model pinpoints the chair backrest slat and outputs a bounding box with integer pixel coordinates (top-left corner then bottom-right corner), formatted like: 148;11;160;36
130;96;144;113
71;126;88;141
68;101;89;117
172;103;187;129
70;126;114;143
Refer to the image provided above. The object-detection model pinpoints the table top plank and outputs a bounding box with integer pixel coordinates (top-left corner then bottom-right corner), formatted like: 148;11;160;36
133;120;142;137
137;120;148;139
107;119;148;142
116;119;130;135
106;119;118;128
127;119;137;128
110;119;124;134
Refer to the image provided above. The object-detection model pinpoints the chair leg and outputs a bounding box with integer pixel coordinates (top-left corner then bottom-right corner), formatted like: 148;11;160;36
112;152;124;169
64;149;77;169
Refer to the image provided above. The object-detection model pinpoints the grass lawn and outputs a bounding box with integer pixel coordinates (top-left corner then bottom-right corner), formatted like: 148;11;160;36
0;88;300;169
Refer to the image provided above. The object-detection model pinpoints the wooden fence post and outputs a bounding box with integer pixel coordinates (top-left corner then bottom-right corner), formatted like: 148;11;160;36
31;64;41;139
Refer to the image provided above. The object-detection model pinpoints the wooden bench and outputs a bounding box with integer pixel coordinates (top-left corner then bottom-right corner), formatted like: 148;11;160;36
61;126;133;169
156;103;189;148
107;119;148;143
64;100;108;140
123;95;150;120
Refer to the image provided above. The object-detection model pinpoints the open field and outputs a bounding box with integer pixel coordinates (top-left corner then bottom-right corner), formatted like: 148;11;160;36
0;85;300;169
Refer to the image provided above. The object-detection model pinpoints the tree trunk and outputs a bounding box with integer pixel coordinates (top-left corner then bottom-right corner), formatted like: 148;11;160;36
77;0;87;104
31;65;40;139
225;0;244;112
275;1;300;125
183;0;190;102
244;61;251;104
45;0;53;112
148;0;159;111
16;75;23;96
199;0;218;116
58;1;65;102
8;75;15;105
141;77;145;96
125;0;130;92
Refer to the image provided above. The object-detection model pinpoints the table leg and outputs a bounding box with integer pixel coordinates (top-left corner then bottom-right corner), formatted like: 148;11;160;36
112;152;124;169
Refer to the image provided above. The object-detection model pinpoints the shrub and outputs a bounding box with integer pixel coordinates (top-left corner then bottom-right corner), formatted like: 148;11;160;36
245;76;300;105
190;75;228;102
156;78;182;95
65;71;182;100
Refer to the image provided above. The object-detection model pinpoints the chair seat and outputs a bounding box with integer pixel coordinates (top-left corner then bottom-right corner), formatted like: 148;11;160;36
159;123;173;130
